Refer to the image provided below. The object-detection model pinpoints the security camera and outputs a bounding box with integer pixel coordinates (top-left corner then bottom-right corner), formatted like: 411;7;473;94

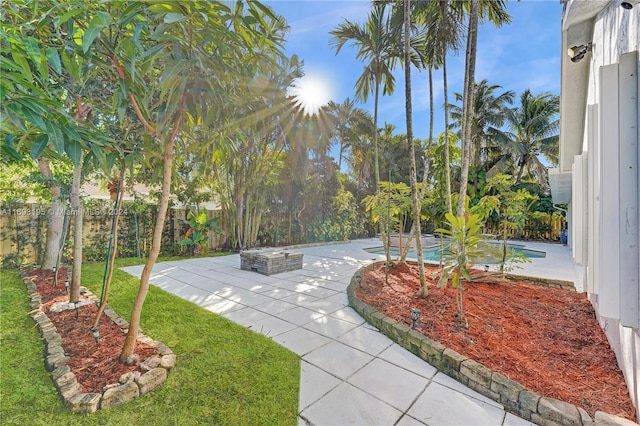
568;43;593;63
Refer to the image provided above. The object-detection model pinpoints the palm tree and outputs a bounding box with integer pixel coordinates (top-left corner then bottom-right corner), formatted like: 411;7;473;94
322;98;373;171
492;89;560;188
331;3;398;267
330;2;398;188
418;0;466;214
449;79;515;169
456;0;511;217
401;0;428;297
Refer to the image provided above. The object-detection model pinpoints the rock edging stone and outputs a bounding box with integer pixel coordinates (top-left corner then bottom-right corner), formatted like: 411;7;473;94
347;262;638;426
22;274;176;414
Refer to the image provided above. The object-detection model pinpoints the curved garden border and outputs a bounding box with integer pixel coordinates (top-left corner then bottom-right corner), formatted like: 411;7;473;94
347;262;638;426
22;274;176;414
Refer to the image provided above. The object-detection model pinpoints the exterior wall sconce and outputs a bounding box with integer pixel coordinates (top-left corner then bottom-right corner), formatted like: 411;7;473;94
568;43;593;63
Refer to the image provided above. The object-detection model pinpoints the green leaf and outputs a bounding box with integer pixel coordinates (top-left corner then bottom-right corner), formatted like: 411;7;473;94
44;121;64;153
82;12;110;53
30;134;48;159
20;106;47;131
10;51;32;82
164;13;186;23
64;139;82;165
22;38;41;68
55;9;84;29
82;25;103;53
45;48;62;75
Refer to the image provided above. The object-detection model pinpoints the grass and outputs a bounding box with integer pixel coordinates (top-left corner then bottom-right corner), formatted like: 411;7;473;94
0;254;300;426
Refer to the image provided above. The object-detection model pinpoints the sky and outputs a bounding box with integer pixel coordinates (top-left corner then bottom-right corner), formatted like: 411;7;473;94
263;0;564;141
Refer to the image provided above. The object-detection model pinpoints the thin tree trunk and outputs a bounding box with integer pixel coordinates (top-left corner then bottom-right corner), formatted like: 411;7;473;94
69;151;84;303
120;94;185;363
38;157;65;270
457;0;479;218
401;67;435;264
93;163;125;330
404;0;427;298
374;79;391;267
441;2;453;216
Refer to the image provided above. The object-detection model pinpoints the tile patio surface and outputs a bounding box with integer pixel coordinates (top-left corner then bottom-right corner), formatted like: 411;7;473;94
121;238;578;426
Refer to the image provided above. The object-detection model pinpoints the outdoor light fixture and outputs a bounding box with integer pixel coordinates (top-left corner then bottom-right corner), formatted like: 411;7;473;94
51;266;57;286
355;275;362;287
64;280;69;294
568;43;593;63
410;308;421;329
91;327;100;344
484;265;490;272
74;301;79;319
621;1;634;9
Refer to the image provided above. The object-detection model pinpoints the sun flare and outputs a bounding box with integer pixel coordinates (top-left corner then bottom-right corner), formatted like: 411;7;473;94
288;74;334;116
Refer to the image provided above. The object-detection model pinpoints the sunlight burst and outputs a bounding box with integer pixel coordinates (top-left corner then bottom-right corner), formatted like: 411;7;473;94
288;74;334;116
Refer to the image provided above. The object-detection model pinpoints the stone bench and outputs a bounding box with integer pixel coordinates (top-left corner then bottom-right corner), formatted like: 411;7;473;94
240;249;303;275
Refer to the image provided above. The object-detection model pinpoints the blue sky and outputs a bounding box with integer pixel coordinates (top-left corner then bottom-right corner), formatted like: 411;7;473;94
265;0;563;140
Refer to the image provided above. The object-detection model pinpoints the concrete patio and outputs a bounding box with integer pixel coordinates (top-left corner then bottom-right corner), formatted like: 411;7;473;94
121;238;578;425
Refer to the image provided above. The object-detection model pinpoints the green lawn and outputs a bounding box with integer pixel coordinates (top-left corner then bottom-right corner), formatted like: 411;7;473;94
0;255;300;426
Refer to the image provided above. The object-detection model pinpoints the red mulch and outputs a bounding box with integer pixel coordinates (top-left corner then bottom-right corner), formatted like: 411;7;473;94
25;268;155;394
356;263;637;421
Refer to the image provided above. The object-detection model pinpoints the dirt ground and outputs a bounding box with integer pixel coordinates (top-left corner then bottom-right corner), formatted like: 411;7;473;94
26;268;154;394
356;263;636;421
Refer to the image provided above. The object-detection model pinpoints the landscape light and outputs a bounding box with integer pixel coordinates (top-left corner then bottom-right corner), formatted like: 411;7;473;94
74;301;79;319
621;2;634;10
64;280;69;294
410;308;421;329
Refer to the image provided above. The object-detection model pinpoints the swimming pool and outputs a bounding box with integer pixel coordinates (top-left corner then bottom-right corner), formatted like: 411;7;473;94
365;242;546;264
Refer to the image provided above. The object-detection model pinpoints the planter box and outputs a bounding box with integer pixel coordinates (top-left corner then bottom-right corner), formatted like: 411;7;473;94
240;250;303;275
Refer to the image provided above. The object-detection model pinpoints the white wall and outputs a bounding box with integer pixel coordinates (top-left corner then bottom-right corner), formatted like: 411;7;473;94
577;2;640;417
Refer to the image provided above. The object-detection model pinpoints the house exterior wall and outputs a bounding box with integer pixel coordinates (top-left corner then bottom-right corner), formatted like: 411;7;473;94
563;1;640;417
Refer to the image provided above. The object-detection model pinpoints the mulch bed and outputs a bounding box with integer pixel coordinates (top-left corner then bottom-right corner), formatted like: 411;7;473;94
26;268;155;394
356;263;636;421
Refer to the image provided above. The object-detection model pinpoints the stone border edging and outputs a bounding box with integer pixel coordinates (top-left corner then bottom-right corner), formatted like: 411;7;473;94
22;274;176;414
347;262;638;426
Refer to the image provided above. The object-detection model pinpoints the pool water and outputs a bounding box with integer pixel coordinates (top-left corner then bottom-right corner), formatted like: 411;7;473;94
365;243;546;264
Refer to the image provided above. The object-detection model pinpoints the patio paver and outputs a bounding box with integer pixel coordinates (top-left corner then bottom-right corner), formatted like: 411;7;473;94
121;238;567;425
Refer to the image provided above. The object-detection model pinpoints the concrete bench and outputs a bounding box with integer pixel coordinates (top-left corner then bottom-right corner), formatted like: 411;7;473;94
240;249;303;275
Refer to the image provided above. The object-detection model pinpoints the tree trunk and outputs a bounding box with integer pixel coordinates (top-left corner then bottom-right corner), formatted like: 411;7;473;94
38;157;65;270
69;151;84;303
404;0;427;298
457;0;479;218
401;67;435;264
120;135;175;363
93;164;125;330
441;1;453;216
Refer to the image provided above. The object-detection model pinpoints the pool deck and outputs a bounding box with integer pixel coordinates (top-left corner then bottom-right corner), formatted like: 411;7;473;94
121;238;580;425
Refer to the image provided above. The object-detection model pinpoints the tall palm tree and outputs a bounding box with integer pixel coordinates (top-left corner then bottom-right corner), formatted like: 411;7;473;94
418;0;466;214
400;0;428;296
330;2;398;188
492;89;560;188
456;0;511;217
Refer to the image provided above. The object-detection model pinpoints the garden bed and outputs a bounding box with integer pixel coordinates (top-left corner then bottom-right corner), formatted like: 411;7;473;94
22;268;175;413
349;262;637;424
